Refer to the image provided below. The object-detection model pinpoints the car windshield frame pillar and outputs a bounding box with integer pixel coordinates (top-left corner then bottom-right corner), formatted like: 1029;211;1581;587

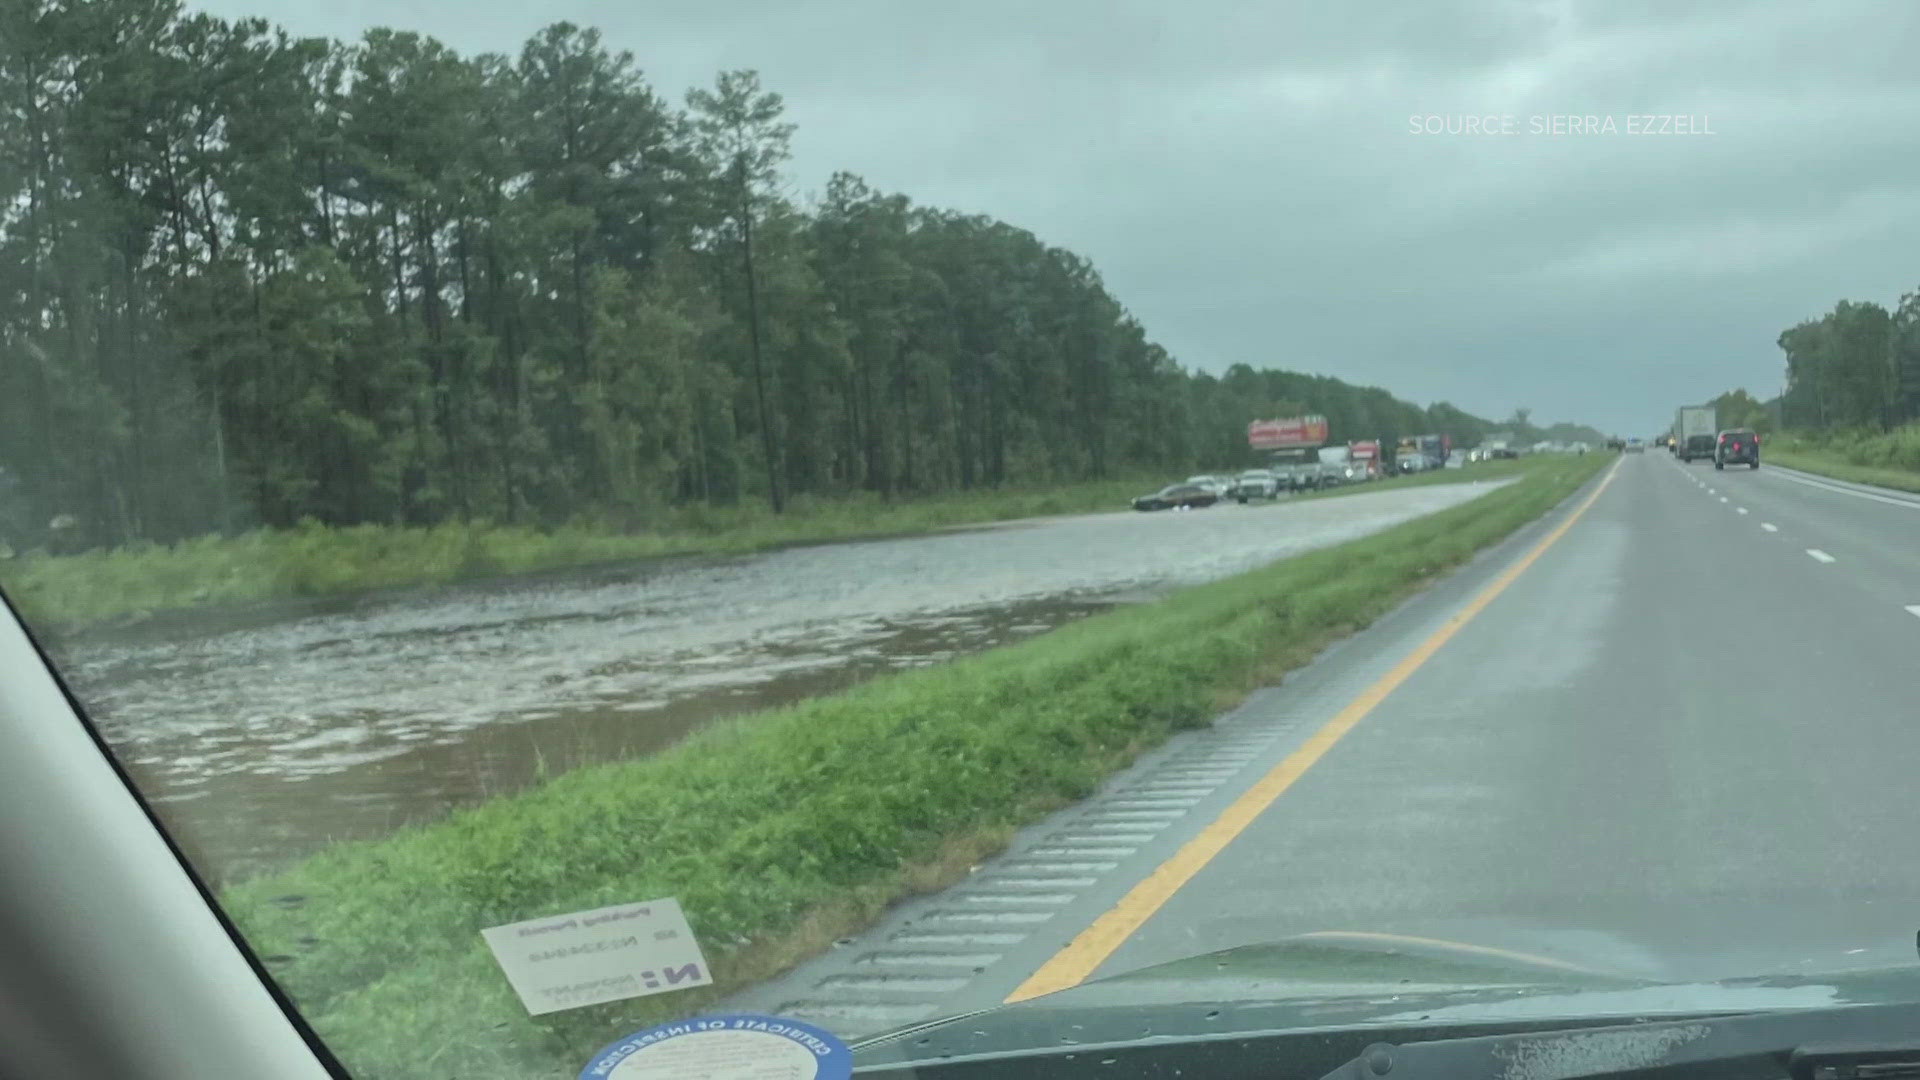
0;597;340;1078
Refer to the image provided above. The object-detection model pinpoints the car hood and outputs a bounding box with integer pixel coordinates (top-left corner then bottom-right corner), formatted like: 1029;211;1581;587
851;930;1920;1066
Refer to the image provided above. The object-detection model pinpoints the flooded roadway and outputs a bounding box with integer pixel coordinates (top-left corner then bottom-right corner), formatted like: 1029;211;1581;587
41;481;1509;882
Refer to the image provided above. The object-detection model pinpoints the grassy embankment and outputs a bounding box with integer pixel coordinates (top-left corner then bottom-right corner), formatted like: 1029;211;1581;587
219;452;1606;1080
0;477;1161;631
0;460;1537;633
1761;426;1920;494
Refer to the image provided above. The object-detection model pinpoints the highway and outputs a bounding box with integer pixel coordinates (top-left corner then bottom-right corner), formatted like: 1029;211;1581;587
732;449;1920;1036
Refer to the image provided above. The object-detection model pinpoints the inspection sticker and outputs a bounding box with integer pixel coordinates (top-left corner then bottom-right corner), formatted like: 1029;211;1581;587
579;1014;852;1080
480;897;712;1015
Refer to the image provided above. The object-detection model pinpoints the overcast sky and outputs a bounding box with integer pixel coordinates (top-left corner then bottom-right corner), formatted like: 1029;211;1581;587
191;0;1920;435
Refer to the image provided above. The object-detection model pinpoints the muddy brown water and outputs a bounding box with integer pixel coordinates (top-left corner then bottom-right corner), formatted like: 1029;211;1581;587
35;483;1506;883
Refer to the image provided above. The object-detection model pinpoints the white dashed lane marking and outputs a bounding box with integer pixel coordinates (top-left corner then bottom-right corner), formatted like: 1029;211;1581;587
1807;549;1837;564
1761;523;1778;532
1736;508;1748;515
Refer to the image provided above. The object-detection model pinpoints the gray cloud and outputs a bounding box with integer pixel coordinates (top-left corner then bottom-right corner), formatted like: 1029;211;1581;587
189;0;1920;433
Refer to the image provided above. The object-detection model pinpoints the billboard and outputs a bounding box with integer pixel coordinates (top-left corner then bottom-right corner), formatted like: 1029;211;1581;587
1247;415;1329;449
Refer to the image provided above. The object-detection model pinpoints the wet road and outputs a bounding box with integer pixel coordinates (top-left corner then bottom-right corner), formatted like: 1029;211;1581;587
739;452;1920;1037
46;480;1506;881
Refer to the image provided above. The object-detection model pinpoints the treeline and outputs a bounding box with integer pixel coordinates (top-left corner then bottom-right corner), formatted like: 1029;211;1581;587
1705;388;1775;433
0;0;1505;553
1775;291;1920;431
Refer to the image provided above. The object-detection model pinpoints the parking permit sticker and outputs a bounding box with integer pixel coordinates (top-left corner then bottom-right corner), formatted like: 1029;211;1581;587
480;898;713;1015
578;1014;852;1080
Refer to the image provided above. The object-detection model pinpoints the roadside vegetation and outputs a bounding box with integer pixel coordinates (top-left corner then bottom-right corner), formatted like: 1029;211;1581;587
1702;285;1920;490
1760;428;1920;494
0;2;1626;608
0;459;1537;633
0;475;1156;632
0;0;1549;569
220;452;1606;1080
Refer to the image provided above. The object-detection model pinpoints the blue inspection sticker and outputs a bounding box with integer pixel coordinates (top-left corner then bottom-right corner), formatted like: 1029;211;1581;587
579;1013;852;1080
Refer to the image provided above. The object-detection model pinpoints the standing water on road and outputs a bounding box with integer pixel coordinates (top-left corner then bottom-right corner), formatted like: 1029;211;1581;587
47;482;1507;881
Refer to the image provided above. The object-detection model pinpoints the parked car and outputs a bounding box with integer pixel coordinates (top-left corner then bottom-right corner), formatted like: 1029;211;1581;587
1230;469;1280;503
1268;464;1317;492
1715;429;1760;470
1132;483;1219;511
1184;474;1229;497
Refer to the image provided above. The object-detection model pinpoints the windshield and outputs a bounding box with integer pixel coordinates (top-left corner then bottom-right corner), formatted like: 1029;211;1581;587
4;2;1920;1077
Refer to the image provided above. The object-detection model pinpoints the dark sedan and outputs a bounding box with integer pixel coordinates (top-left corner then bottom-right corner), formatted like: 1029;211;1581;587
1131;483;1219;511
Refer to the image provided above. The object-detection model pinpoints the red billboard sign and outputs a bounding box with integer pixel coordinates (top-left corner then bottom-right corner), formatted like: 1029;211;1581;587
1248;416;1329;449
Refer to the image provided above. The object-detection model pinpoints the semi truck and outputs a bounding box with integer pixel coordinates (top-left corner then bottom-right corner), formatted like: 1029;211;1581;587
1266;445;1356;490
1394;433;1451;472
1347;440;1382;479
1314;445;1356;486
1673;405;1718;462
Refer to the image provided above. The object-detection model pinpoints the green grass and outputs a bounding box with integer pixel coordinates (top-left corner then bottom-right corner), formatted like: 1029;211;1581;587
0;476;1161;632
0;463;1533;634
216;452;1606;1080
1763;428;1920;494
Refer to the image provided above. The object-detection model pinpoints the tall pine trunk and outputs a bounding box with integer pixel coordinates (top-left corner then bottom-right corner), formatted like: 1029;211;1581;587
739;178;782;512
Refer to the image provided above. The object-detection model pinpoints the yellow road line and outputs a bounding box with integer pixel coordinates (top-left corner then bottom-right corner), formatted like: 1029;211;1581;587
1004;457;1623;1003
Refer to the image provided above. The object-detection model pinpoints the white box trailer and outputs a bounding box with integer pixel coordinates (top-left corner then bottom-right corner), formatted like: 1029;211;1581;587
1674;406;1718;461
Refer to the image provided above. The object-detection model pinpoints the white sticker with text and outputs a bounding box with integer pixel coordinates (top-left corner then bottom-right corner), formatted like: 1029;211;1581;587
480;897;713;1015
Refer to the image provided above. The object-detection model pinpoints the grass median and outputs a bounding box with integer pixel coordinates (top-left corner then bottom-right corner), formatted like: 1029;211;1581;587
0;476;1162;632
220;452;1606;1080
0;461;1534;635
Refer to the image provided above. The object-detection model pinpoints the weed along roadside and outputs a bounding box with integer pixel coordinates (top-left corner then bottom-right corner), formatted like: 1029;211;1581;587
1762;431;1920;494
1;461;1539;636
220;452;1607;1080
0;475;1160;632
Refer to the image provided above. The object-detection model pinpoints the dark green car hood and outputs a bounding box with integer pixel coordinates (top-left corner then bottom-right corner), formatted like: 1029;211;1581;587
852;931;1920;1068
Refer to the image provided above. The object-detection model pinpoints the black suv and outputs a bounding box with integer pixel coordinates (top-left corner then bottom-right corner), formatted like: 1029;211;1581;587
1715;429;1759;470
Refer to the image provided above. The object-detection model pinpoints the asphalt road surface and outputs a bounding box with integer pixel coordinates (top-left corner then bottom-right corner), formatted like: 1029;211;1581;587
735;450;1920;1037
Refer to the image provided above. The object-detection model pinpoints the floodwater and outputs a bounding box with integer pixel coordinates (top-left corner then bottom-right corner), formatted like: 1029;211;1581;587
39;481;1508;882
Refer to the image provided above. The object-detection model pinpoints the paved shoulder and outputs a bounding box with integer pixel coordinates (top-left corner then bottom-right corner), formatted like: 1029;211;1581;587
1098;453;1920;982
722;465;1600;1033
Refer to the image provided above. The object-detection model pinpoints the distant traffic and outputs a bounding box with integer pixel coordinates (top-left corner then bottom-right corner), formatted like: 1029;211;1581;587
1129;424;1599;512
1149;411;1771;518
1658;402;1763;470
